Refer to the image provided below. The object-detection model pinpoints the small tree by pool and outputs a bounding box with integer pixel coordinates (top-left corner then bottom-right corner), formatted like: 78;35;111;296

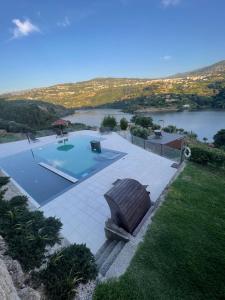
101;115;117;130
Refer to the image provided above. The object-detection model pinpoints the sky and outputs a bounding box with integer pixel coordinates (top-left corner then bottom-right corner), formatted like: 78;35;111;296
0;0;225;93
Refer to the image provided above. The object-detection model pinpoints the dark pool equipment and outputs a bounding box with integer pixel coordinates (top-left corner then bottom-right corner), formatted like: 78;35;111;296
90;140;101;153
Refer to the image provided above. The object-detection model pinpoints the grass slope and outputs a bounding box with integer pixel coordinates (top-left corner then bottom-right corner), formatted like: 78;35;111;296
94;163;225;300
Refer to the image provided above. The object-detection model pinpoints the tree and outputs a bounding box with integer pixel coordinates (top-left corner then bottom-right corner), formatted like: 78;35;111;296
133;115;153;128
130;125;149;139
214;129;225;148
203;137;208;144
120;118;128;130
163;125;177;133
101;115;117;130
213;88;225;109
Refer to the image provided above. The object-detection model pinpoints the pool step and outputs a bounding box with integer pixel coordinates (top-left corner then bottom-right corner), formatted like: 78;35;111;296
95;240;125;277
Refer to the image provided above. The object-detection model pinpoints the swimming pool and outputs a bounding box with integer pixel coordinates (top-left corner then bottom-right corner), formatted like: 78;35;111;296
0;135;126;206
33;135;125;180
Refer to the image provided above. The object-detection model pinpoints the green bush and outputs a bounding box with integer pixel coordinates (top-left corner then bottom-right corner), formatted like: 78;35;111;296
120;118;128;130
214;129;225;148
39;244;97;300
132;115;153;128
190;145;225;167
0;118;34;133
0;100;57;130
163;125;177;133
151;123;161;130
0;176;9;200
130;125;149;139
0;195;62;271
0;176;9;188
101;115;117;130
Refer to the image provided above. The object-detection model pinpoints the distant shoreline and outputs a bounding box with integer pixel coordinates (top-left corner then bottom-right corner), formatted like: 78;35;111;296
135;107;179;113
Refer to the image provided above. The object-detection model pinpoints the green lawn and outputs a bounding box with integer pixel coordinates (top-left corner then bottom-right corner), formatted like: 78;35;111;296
94;163;225;300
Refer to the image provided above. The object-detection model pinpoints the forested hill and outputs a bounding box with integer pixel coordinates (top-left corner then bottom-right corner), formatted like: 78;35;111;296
0;99;73;131
2;60;225;111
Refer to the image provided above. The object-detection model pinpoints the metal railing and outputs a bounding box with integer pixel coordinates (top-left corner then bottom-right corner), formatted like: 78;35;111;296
131;135;182;163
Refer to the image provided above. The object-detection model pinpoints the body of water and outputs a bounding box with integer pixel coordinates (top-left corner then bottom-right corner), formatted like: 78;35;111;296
147;110;225;141
65;109;225;142
64;109;133;127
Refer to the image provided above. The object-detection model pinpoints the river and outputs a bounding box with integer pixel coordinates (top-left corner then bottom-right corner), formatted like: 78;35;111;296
64;109;225;142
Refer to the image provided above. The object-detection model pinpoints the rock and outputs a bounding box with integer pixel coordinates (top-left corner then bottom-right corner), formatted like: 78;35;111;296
0;236;7;255
75;280;96;300
0;129;7;136
18;287;41;300
0;258;20;300
4;259;25;289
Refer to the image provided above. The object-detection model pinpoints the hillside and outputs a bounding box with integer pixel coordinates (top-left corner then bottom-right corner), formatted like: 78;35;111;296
172;60;225;77
2;60;225;111
0;99;73;131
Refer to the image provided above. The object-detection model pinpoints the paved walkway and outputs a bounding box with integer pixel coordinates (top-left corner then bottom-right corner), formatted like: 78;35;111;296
0;131;177;254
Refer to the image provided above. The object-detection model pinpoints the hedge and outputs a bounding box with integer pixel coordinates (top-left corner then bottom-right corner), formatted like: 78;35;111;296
190;145;225;167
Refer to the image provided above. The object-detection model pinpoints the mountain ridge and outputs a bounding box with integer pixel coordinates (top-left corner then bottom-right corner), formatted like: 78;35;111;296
2;60;225;110
170;60;225;78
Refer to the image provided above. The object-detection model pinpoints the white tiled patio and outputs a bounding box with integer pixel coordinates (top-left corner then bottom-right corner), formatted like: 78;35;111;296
0;131;177;254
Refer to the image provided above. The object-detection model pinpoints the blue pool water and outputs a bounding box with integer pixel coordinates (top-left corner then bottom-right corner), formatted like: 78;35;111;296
33;135;125;179
0;135;126;206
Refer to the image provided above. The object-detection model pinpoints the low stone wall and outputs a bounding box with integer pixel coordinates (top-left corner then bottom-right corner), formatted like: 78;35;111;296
0;257;19;300
0;236;41;300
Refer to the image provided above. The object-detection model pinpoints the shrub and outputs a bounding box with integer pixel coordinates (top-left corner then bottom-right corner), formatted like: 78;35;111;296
151;123;161;130
163;125;177;133
214;129;225;148
0;195;62;271
130;125;149;139
39;244;97;300
132;115;153;128
0;176;9;200
0;176;9;188
190;145;225;167
7;121;33;133
101;115;117;130
120;118;128;130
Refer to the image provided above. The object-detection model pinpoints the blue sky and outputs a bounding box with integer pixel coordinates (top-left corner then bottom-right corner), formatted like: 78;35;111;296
1;0;225;93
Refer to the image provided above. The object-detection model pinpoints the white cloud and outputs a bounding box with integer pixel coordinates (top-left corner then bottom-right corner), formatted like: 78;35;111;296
161;0;180;8
57;16;70;28
12;18;40;39
161;55;172;61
